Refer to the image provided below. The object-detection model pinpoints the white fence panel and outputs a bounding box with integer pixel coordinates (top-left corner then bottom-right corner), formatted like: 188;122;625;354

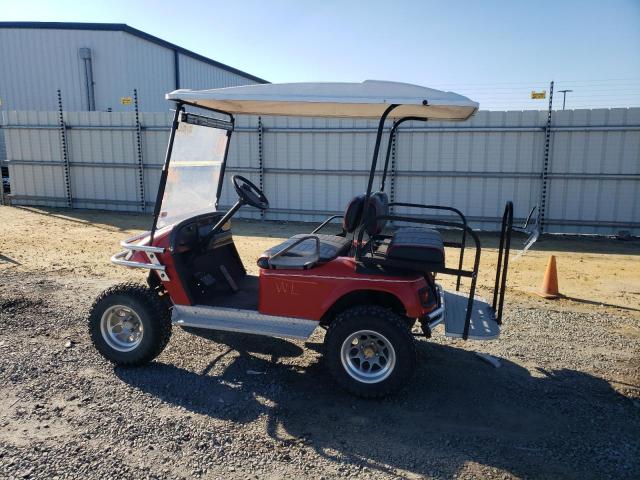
546;108;640;234
2;108;639;235
3;111;68;207
393;111;547;229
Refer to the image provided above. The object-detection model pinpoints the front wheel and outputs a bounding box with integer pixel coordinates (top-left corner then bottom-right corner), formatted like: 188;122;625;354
88;283;172;366
324;305;417;398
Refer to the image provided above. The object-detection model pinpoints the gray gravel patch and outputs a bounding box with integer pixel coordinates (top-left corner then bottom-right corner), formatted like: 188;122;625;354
0;270;638;479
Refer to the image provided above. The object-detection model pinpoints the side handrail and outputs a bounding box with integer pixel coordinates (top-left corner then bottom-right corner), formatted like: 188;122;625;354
111;250;166;271
515;205;537;232
311;214;344;234
120;240;164;254
268;235;321;268
356;214;481;340
514;204;540;256
492;202;514;325
388;203;468;291
118;231;165;253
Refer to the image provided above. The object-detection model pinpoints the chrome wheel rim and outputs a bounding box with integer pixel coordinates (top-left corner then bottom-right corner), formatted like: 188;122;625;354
100;305;144;352
340;330;396;384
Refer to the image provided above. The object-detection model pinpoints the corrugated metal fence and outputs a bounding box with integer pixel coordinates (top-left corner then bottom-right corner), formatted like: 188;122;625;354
2;108;639;235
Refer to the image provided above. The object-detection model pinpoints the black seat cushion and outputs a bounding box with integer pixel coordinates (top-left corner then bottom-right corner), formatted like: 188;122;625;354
257;234;352;269
343;194;365;233
386;227;445;264
364;191;389;235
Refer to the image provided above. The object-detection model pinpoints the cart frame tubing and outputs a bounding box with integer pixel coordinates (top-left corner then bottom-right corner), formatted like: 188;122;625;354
492;201;513;325
215;127;234;208
380;116;429;192
359;110;481;337
377;116;468;291
355;215;481;340
364;104;399;202
150;101;235;240
150;103;181;241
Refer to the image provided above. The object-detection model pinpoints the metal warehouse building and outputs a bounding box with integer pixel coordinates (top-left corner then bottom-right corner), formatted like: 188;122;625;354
0;21;266;172
1;22;638;235
0;22;267;112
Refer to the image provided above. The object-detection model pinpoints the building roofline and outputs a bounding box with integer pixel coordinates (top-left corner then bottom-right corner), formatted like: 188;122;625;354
0;21;269;84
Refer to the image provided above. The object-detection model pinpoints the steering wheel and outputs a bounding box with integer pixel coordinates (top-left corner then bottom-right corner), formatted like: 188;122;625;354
233;175;269;210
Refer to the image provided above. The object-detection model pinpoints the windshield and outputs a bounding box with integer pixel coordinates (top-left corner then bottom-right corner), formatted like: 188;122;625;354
157;118;229;228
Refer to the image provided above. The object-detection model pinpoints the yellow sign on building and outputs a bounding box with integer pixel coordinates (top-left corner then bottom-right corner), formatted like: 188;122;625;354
120;96;133;105
531;91;546;99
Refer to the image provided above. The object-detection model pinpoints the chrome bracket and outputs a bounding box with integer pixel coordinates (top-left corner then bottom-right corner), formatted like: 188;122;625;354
146;251;170;282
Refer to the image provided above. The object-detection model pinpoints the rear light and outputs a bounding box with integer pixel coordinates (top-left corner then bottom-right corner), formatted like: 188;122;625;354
418;287;436;308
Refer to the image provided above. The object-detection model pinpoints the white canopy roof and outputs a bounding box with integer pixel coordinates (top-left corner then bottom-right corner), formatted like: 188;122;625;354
166;80;478;120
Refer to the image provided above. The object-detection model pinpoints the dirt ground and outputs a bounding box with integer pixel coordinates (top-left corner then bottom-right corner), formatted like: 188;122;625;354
0;205;639;480
1;205;639;318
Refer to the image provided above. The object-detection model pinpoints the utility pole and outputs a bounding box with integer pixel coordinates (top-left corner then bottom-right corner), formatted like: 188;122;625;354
557;89;573;110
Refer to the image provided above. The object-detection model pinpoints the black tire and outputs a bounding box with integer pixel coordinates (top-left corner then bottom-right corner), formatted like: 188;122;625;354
88;282;172;366
324;305;417;398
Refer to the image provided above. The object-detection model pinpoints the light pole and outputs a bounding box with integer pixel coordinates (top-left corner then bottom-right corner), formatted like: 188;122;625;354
558;89;573;110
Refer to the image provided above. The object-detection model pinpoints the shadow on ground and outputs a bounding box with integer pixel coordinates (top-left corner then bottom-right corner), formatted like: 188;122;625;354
13;206;151;233
116;330;639;479
0;253;21;265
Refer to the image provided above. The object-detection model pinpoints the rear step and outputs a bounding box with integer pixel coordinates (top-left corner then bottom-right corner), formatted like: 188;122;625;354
442;290;500;340
172;304;318;340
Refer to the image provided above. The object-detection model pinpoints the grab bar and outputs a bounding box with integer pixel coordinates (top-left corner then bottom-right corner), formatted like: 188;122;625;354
111;250;166;271
120;231;165;253
268;235;321;269
111;232;168;281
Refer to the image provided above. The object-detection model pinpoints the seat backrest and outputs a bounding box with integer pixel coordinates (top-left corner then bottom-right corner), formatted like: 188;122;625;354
342;194;365;233
365;191;389;235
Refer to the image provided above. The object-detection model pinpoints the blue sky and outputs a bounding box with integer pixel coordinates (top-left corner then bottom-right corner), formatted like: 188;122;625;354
4;0;640;110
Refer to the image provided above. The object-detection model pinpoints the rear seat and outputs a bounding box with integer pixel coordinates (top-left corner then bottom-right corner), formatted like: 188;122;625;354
257;191;447;272
385;227;445;264
363;192;446;271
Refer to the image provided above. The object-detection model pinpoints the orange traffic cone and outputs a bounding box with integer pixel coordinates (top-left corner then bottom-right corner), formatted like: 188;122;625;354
537;255;560;299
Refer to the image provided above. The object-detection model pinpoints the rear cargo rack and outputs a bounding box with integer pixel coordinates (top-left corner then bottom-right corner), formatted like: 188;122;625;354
356;201;514;340
492;202;514;325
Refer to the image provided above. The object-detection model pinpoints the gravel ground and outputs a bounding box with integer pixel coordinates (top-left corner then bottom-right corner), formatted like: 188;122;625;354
1;269;638;480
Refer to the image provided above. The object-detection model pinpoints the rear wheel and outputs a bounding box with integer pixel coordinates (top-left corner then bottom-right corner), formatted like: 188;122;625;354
324;305;417;398
88;283;172;366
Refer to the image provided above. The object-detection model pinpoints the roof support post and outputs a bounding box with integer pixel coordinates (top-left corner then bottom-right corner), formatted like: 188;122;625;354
365;104;398;201
150;103;182;241
215;123;235;209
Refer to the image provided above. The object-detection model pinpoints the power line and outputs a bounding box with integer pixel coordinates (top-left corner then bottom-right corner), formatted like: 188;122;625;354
447;86;640;94
428;78;640;86
426;78;640;110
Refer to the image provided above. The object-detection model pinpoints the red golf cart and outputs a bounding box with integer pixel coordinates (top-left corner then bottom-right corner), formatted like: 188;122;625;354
89;81;522;397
